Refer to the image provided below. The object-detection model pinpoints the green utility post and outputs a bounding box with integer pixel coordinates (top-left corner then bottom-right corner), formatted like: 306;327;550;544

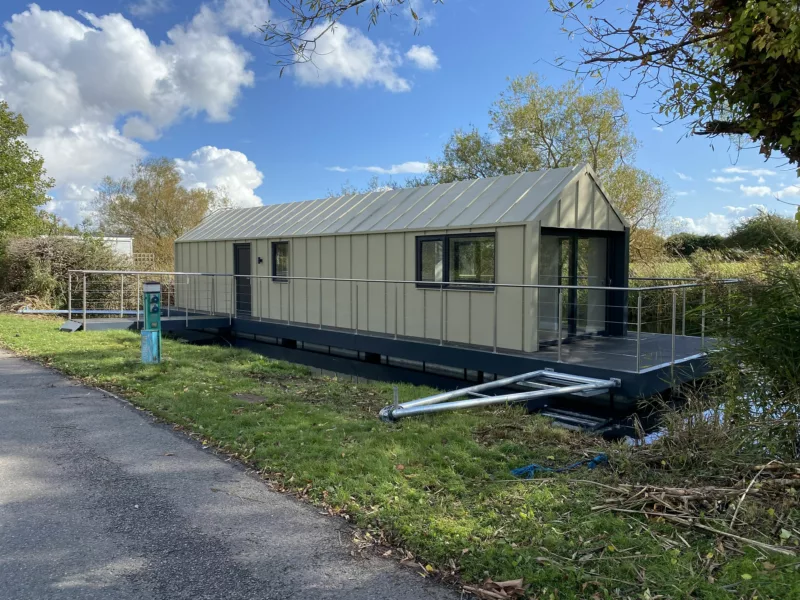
141;281;162;364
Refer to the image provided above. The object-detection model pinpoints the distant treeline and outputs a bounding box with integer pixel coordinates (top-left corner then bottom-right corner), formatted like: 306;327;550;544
666;213;800;259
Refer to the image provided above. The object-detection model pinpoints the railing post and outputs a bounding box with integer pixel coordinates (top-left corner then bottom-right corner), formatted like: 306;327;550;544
82;274;87;332
186;276;189;327
701;288;706;349
67;272;72;321
280;278;284;323
319;278;323;329
355;283;359;335
670;289;677;379
636;291;642;373
166;275;170;318
136;275;141;329
230;276;234;325
493;285;498;353
557;287;563;363
394;283;398;340
212;277;216;315
681;287;686;336
439;283;444;346
119;274;124;317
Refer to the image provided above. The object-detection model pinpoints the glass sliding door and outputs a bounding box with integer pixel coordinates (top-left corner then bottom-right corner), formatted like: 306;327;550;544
538;230;609;346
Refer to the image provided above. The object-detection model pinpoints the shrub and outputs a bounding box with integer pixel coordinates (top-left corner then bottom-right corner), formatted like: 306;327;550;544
0;236;131;308
726;212;800;258
664;232;726;258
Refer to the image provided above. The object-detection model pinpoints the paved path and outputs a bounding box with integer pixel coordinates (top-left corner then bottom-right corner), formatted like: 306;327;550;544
0;349;457;599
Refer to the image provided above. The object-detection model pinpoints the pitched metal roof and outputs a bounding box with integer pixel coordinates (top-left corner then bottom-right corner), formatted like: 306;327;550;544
177;165;589;242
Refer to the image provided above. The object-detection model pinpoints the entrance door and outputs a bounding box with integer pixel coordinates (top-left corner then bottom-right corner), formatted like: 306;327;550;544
233;243;252;318
538;232;609;344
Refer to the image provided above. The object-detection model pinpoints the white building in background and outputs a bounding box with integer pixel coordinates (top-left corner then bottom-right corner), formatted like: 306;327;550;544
60;236;134;257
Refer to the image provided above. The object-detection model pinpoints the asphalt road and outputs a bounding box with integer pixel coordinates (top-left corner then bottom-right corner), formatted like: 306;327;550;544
0;349;458;599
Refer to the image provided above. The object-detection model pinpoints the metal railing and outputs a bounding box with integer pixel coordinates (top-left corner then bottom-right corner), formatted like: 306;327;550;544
66;270;739;374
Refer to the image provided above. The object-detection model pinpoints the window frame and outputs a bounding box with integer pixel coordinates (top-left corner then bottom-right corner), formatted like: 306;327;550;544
415;232;496;290
271;240;289;283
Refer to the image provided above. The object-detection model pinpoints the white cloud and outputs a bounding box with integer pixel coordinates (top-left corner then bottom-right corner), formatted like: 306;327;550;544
292;23;410;92
776;185;800;199
715;187;732;192
176;146;263;208
0;2;267;222
674;171;691;180
673;204;766;235
675;190;695;197
758;176;766;183
129;0;171;18
327;161;429;175
740;184;773;197
708;176;745;183
406;45;439;70
723;166;777;177
653;126;663;133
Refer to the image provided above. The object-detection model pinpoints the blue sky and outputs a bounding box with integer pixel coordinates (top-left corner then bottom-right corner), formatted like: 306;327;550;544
1;0;796;234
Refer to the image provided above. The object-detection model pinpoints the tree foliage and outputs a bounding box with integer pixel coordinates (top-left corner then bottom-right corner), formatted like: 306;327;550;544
94;158;229;268
421;75;672;253
726;212;800;258
0;101;54;238
551;0;800;169
664;232;727;258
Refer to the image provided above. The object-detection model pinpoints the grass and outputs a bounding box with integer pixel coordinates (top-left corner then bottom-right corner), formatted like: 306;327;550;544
1;314;798;599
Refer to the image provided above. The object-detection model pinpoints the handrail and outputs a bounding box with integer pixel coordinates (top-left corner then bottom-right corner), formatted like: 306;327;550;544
68;269;741;293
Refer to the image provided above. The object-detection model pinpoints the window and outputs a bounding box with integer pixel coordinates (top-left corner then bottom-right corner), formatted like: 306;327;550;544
416;234;495;288
272;241;289;281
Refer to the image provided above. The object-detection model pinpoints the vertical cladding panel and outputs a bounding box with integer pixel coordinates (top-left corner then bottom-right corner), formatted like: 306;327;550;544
320;236;336;326
577;173;594;229
525;224;540;352
351;235;368;332
607;205;625;231
254;239;268;320
306;237;321;326
293;238;308;324
367;234;386;333
469;291;493;348
385;233;405;336
215;242;228;316
496;226;525;351
173;244;184;310
446;289;469;345
403;232;423;339
335;236;352;329
541;202;559;228
190;242;199;310
559;182;577;229
593;186;609;230
197;242;208;312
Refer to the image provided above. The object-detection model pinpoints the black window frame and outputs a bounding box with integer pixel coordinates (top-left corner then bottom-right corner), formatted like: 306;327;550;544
271;241;289;282
415;232;496;290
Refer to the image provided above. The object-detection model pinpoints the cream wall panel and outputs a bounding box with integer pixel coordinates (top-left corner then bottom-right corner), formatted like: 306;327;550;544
293;238;308;323
320;236;336;326
367;234;387;333
335;236;352;328
446;291;470;345
541;202;559;228
469;292;493;347
593;185;609;229
306;237;322;326
385;233;405;336
403;232;423;338
496;226;525;351
577;175;594;229
559;182;577;229
351;236;368;331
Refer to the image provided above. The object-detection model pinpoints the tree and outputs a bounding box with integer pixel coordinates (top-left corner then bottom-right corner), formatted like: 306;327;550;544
665;232;726;258
0;101;54;238
550;0;800;170
726;212;800;258
94;158;229;268
421;75;672;253
327;175;397;197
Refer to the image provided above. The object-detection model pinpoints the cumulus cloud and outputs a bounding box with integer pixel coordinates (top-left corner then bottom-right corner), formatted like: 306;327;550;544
327;161;429;175
740;184;773;197
714;187;733;192
0;1;268;222
776;185;800;199
672;204;767;235
406;45;439;70
675;190;694;197
293;23;410;92
723;166;777;177
674;171;691;181
708;176;745;183
176;146;263;208
653;126;664;133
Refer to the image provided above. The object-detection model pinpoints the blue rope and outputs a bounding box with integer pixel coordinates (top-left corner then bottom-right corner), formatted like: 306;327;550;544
511;454;608;479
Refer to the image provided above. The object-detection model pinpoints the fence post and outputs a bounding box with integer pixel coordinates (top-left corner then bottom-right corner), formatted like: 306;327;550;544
394;284;398;340
82;273;87;332
493;285;498;353
136;275;141;329
701;288;706;349
120;274;124;318
319;278;323;330
439;283;444;346
557;287;563;363
636;291;642;373
670;289;677;379
186;276;189;327
355;283;359;335
67;272;72;321
681;287;686;336
166;275;170;318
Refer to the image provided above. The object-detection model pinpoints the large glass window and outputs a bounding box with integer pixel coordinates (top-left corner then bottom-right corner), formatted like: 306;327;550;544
416;234;495;287
419;238;444;282
449;235;495;284
272;241;289;281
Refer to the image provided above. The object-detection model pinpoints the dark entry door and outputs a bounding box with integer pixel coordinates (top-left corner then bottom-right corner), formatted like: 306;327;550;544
233;243;252;317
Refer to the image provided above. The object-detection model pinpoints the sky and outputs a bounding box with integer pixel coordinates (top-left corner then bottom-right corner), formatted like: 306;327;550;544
1;0;797;235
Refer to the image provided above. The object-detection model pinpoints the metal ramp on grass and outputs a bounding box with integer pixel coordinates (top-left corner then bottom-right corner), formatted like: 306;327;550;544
379;369;619;422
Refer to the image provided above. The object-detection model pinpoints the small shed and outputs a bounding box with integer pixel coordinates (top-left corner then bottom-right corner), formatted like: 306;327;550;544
175;163;629;353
